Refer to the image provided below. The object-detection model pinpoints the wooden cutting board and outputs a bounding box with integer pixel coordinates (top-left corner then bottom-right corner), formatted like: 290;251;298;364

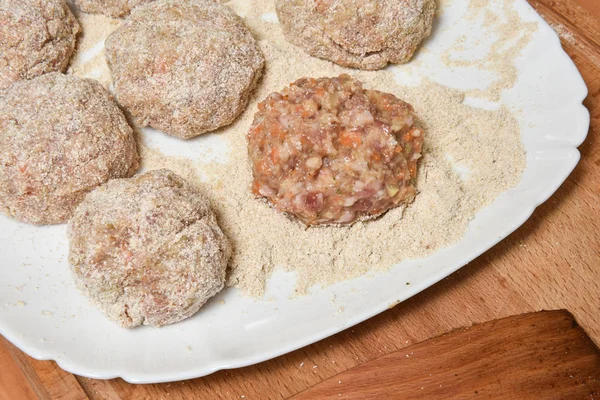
3;311;599;400
290;310;600;399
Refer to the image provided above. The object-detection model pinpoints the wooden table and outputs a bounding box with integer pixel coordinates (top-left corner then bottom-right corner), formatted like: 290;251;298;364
2;1;599;399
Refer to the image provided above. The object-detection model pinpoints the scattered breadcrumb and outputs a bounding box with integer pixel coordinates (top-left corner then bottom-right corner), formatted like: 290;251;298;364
71;0;528;297
68;13;121;88
166;0;526;296
441;0;538;101
550;22;576;45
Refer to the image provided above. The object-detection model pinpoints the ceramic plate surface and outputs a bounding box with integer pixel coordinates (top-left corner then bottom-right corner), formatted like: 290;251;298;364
0;0;589;383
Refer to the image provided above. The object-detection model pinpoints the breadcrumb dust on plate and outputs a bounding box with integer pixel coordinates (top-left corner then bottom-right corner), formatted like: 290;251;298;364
70;0;526;298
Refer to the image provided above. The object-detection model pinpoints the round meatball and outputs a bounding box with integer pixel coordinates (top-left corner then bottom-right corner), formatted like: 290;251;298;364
68;169;232;328
275;0;436;70
0;0;80;91
0;73;139;225
248;75;424;226
72;0;155;18
105;0;264;139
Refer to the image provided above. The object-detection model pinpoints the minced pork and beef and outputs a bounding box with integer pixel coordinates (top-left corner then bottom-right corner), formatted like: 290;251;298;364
248;74;424;225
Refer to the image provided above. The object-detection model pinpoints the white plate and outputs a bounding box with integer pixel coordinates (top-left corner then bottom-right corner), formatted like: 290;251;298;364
0;0;589;383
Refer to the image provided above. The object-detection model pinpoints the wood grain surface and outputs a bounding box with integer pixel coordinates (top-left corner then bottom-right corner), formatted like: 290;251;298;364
1;0;599;399
290;311;600;399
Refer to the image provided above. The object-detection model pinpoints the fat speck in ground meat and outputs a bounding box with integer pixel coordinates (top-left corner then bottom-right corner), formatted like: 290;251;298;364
248;74;424;226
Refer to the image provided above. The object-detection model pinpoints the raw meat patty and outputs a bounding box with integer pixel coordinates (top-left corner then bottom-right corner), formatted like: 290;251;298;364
0;0;80;90
275;0;436;70
248;74;424;226
0;73;139;225
72;0;155;18
68;169;232;328
105;0;264;139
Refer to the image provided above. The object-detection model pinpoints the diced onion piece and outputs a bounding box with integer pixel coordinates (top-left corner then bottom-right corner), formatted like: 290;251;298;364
306;156;323;169
386;185;400;196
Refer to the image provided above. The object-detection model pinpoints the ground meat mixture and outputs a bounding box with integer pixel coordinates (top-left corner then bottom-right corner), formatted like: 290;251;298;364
0;73;139;225
105;0;264;139
0;0;80;91
275;0;436;70
68;169;232;328
248;74;424;225
72;0;155;18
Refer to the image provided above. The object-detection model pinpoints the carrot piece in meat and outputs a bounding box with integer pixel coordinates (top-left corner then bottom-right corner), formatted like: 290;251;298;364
270;147;280;163
339;130;362;147
251;180;261;195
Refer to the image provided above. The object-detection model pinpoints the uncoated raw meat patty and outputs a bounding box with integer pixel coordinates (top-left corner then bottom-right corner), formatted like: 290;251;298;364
248;75;424;226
